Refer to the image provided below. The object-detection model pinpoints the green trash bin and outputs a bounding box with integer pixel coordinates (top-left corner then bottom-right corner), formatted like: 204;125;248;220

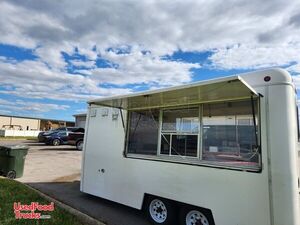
0;145;28;179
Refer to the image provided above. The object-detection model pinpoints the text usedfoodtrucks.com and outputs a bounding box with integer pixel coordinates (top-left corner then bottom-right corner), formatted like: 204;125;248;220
13;202;54;219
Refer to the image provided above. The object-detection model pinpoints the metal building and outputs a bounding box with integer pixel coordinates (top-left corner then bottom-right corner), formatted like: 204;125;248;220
0;114;75;131
73;113;87;129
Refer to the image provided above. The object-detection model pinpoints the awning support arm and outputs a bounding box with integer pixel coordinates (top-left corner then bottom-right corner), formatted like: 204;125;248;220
251;95;259;148
119;108;125;132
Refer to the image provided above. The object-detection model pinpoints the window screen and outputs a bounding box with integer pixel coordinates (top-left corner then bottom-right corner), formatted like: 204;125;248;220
171;135;198;157
126;99;260;171
160;107;199;157
127;110;159;155
202;100;259;168
162;108;199;133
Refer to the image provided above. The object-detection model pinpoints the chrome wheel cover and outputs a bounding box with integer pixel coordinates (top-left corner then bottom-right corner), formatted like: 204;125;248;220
149;199;168;223
186;210;209;225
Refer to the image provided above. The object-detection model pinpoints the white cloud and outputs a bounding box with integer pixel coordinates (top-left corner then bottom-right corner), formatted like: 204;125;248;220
0;98;69;113
208;44;300;70
1;0;300;59
35;46;69;70
70;59;96;68
0;57;132;101
207;43;300;92
77;47;98;60
2;0;299;53
0;1;67;48
287;64;300;74
0;0;300;102
88;49;200;86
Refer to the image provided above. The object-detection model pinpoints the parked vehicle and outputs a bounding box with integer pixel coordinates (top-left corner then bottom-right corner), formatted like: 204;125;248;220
68;128;85;150
38;127;80;142
43;131;70;146
81;69;300;225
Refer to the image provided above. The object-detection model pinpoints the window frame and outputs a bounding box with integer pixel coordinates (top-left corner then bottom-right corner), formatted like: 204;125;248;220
159;133;200;157
125;109;160;156
158;106;201;158
124;98;262;172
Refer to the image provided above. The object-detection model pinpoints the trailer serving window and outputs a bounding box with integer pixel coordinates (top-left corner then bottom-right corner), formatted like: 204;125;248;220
126;98;260;171
92;76;261;170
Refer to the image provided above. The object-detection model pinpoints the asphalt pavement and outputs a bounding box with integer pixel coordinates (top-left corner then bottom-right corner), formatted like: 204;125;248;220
0;139;150;225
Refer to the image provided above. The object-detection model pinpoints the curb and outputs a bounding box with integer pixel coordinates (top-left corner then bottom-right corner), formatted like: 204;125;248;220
22;182;106;225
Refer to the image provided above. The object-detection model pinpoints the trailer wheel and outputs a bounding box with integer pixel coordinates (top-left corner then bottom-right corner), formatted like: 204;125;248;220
179;206;213;225
76;140;83;151
52;139;60;146
145;197;176;225
7;170;16;179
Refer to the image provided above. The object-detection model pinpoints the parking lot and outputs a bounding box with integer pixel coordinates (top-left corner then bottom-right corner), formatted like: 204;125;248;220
2;139;150;225
5;139;300;225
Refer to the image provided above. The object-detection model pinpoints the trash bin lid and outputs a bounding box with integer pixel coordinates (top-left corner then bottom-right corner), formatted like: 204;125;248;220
0;145;29;150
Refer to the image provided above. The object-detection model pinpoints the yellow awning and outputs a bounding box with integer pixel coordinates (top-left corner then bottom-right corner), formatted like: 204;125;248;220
89;76;258;110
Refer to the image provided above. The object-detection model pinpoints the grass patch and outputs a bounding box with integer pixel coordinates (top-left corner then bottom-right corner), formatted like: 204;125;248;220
0;178;83;225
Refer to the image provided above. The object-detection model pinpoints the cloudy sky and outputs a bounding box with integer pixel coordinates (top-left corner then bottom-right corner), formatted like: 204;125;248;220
0;0;299;121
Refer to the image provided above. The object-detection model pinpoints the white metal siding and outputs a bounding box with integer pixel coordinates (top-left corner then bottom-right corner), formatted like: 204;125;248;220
267;84;300;225
82;102;271;225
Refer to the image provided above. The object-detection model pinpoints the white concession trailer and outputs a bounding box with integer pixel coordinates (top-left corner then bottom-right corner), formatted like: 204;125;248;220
81;68;300;225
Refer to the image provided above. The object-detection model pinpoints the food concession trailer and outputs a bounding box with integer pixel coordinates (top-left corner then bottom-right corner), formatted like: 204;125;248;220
81;68;300;225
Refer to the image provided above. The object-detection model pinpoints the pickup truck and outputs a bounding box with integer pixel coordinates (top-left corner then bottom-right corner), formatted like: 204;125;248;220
68;129;84;150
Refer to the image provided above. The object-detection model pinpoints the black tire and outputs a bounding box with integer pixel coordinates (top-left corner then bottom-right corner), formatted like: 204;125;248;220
76;140;83;151
7;170;16;179
179;206;214;225
52;139;60;146
145;196;176;225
